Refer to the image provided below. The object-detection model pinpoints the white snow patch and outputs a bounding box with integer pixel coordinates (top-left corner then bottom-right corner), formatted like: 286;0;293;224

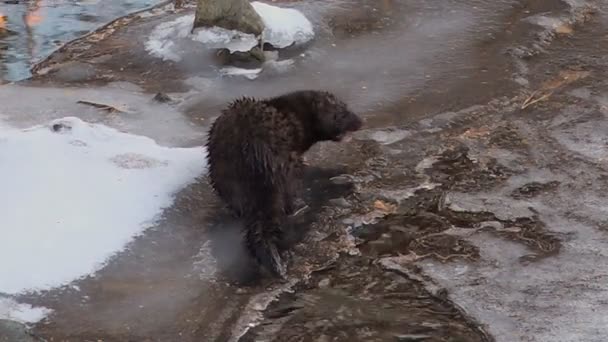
145;3;313;63
219;66;262;80
0;117;206;295
0;297;51;323
264;59;296;73
218;59;296;80
524;14;566;31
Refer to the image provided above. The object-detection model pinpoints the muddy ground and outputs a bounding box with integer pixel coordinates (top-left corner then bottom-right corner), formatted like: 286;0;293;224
2;0;608;341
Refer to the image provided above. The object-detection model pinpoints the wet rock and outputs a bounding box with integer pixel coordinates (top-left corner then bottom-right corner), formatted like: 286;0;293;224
215;46;265;69
0;320;40;342
193;0;264;36
511;181;560;199
244;257;487;341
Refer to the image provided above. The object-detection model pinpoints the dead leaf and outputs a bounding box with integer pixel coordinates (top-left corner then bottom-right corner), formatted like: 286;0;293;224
395;251;428;263
460;127;491;139
25;11;43;27
522;70;590;109
555;23;573;34
373;200;397;214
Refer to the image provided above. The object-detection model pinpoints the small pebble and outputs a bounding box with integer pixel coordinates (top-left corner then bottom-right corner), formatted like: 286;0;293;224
330;175;352;185
329;197;351;208
153;92;173;103
318;278;331;288
480;221;504;230
394;334;432;341
316;335;331;342
342;218;355;225
51;122;72;133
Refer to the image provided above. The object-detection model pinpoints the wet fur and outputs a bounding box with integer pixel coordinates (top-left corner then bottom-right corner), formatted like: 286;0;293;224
206;90;363;278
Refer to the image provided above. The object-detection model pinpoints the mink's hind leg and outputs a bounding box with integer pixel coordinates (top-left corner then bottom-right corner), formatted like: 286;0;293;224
284;153;307;216
284;178;306;217
282;181;297;216
244;214;287;279
244;190;290;278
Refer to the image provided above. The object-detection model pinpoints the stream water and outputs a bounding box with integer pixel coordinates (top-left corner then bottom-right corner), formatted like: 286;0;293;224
0;0;163;81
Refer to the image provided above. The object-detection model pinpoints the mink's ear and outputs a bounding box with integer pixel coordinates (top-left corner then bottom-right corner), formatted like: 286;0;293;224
314;92;336;116
310;91;326;113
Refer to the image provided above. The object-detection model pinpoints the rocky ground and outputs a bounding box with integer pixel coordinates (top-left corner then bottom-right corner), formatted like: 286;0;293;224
2;0;608;341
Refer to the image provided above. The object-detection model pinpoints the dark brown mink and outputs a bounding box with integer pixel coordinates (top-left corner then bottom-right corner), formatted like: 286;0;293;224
205;90;363;278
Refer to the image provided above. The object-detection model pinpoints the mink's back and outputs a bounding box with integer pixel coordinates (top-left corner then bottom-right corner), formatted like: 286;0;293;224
206;97;303;217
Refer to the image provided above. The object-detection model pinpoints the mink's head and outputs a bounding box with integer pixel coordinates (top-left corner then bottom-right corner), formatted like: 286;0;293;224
310;92;363;142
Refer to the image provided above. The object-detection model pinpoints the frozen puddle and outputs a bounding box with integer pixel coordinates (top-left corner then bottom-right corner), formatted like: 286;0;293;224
0;117;206;321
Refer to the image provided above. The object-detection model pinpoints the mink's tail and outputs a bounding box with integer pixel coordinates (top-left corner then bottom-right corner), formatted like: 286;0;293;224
244;214;287;279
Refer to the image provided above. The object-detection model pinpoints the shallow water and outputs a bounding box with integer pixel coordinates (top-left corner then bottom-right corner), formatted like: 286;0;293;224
0;0;163;81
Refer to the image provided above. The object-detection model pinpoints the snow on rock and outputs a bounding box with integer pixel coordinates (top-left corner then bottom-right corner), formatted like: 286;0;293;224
0;117;206;295
251;2;314;49
145;3;313;63
145;14;259;62
192;25;259;53
0;297;51;323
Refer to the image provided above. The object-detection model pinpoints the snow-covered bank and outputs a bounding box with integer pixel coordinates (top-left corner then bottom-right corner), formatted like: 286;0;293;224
145;1;314;63
0;117;206;296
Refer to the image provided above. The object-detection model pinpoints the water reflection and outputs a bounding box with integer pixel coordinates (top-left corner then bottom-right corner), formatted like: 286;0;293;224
0;0;162;82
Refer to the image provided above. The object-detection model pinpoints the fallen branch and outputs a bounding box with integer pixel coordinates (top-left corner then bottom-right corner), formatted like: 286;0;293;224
77;100;133;114
521;90;553;109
